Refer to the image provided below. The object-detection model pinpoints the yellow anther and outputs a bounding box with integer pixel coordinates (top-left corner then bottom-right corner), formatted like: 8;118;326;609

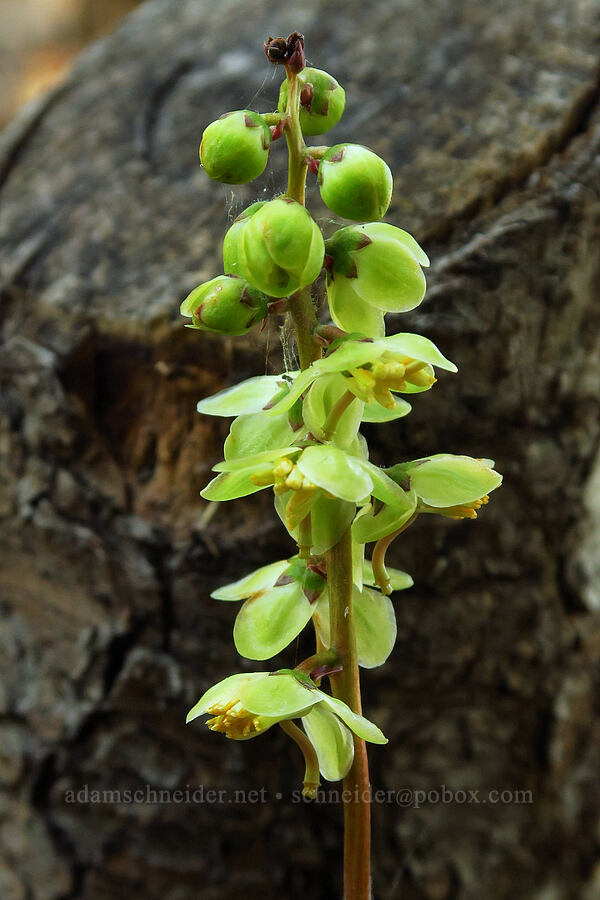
273;458;294;478
285;468;304;491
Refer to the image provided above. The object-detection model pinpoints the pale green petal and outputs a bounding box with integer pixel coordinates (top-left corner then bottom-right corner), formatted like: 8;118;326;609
213;446;301;472
357;460;412;506
353;539;365;591
233;583;314;660
362;396;411;423
380;333;457;372
352;493;417;544
362;560;413;592
303;372;363;449
186;672;267;723
318;693;388;744
354;238;426;312
211;559;291;600
309;495;357;555
197;375;296;417
318;339;381;374
201;467;271;502
402;454;503;506
353;586;397;668
297;445;373;502
302;704;354;781
240;671;319;717
356;223;429;267
224;411;299;461
312;591;330;648
327;280;385;338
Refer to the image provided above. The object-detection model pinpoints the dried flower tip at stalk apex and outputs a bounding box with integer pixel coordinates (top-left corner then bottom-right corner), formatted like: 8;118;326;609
264;32;305;72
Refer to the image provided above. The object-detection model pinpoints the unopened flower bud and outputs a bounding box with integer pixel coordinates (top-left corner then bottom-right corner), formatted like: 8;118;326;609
278;67;345;135
318;144;392;221
224;196;325;298
200;111;271;184
325;223;429;326
180;275;268;336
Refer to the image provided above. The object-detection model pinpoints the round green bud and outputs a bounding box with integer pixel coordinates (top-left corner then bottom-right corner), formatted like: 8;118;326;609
278;68;346;136
325;223;429;327
222;202;266;277
180;275;268;336
318;144;393;221
224;196;325;298
200;111;271;184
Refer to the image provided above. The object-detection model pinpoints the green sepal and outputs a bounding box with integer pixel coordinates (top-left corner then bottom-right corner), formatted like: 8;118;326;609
233;581;314;660
197;374;296;417
352;492;418;544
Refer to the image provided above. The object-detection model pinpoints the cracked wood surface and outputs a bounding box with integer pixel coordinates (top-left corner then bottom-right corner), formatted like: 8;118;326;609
1;1;600;898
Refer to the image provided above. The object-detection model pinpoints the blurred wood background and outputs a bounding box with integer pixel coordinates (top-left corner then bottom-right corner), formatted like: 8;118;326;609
1;1;600;898
0;0;143;128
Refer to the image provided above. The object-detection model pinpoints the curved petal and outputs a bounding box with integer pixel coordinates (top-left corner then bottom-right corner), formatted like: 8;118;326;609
211;559;291;601
213;446;301;472
362;396;411;423
400;454;503;506
327;280;385;338
317;694;388;744
357;460;412;507
240;671;319;718
297;445;373;503
233;583;314;660
380;333;457;373
224;411;299;461
352;493;417;544
353;586;397;668
200;467;271;502
186;672;267;723
197;375;296;417
302;704;354;781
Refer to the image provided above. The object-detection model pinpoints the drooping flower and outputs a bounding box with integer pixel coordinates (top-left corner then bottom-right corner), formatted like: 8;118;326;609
187;669;387;782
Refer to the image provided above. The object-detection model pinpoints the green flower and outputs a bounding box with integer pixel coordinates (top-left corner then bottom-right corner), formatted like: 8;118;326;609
278;67;346;135
266;333;457;421
223;197;325;298
386;454;503;518
212;555;411;665
325;223;429;337
318;144;393;221
200;110;271;184
187;670;387;781
180;275;268;336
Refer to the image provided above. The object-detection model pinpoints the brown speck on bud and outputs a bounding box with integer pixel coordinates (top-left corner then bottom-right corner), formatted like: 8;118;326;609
306;155;320;175
300;83;314;111
270;120;285;141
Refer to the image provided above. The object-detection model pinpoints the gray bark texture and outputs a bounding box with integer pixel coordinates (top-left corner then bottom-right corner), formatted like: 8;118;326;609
1;0;600;897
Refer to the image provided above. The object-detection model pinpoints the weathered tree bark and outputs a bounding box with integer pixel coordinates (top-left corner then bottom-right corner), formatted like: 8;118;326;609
1;1;600;898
